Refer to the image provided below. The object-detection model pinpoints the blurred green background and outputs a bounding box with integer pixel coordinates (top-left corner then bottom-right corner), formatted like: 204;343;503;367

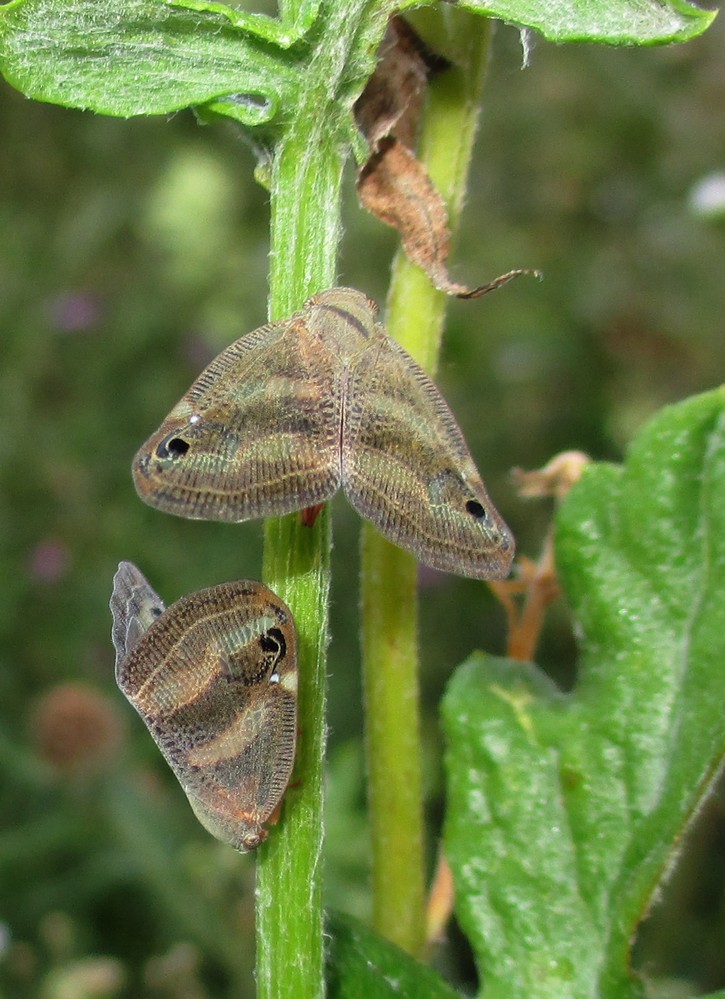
1;10;724;998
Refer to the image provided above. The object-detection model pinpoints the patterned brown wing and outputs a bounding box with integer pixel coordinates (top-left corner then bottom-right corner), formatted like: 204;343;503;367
341;327;514;579
114;576;298;852
133;315;343;522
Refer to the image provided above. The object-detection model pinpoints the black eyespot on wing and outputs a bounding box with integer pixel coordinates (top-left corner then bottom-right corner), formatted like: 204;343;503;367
465;499;486;519
260;627;287;665
156;434;190;459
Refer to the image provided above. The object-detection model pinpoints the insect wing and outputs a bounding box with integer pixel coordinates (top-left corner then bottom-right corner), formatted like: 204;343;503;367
115;579;298;852
132;317;342;522
110;561;166;669
130;285;515;579
341;327;514;579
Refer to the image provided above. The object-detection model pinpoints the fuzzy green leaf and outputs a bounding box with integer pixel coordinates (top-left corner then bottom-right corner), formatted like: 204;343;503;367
451;0;716;44
168;0;321;47
0;0;717;125
326;911;462;999
443;387;725;999
0;0;297;123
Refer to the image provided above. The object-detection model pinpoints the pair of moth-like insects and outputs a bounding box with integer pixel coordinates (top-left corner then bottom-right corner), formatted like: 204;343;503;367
112;288;514;851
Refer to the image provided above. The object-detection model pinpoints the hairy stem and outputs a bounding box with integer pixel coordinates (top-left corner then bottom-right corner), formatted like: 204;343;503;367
256;148;339;999
255;2;388;995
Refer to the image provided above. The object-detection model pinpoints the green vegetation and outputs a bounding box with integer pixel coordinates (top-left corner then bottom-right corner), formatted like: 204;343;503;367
0;1;723;997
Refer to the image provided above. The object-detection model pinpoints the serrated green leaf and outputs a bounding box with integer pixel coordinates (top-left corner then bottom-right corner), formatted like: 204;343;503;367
326;910;462;999
443;388;725;999
0;0;296;122
452;0;716;45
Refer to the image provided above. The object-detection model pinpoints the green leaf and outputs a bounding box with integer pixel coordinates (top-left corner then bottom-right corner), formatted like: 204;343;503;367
0;0;297;123
326;910;462;999
168;0;321;48
442;387;725;999
451;0;717;45
0;0;716;126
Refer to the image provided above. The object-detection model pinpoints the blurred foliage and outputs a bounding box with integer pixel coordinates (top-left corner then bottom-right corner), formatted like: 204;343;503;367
1;9;724;998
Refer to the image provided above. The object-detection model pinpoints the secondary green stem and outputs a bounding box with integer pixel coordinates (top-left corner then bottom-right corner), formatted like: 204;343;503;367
360;7;493;958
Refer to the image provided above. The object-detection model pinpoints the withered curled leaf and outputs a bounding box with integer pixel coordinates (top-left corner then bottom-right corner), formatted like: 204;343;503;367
355;17;538;297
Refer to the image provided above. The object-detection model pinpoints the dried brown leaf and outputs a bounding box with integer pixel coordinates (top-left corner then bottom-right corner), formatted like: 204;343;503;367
358;136;537;298
512;451;591;501
353;16;440;150
355;18;538;298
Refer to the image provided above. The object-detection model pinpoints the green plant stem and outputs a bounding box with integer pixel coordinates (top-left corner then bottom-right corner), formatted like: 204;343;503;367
360;529;423;954
255;3;388;996
360;7;493;959
256;147;339;999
